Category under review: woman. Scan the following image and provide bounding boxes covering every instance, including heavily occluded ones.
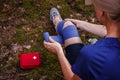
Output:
[44,0,120,80]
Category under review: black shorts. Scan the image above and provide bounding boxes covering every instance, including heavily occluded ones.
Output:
[65,43,84,65]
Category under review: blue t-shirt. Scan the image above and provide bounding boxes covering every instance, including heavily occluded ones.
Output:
[72,38,120,80]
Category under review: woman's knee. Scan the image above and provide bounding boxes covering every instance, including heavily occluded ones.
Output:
[63,21,74,29]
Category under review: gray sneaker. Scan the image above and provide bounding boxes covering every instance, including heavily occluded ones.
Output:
[50,8,61,21]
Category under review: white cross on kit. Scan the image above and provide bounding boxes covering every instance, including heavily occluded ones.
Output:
[33,56,37,60]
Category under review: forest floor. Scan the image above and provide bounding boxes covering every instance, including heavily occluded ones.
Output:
[0,0,99,80]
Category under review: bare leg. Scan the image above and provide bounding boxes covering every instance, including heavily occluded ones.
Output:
[50,8,83,65]
[53,16,82,47]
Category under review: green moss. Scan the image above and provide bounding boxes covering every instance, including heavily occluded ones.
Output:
[0,0,97,79]
[12,28,26,44]
[58,1,71,18]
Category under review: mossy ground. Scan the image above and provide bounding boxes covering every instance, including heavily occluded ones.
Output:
[0,0,99,80]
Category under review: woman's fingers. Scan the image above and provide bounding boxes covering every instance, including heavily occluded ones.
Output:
[44,40,58,54]
[49,37,55,43]
[65,19,79,24]
[44,41,51,49]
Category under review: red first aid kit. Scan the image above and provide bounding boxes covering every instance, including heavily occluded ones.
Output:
[20,52,41,69]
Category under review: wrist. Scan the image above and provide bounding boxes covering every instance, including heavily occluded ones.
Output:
[78,21,87,30]
[57,49,64,57]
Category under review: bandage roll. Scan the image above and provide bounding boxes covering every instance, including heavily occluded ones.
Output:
[43,32,64,44]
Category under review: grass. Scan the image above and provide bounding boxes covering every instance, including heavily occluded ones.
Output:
[0,0,98,80]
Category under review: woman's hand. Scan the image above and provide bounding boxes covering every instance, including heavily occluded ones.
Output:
[65,19,90,30]
[44,37,63,55]
[65,19,107,37]
[65,19,82,29]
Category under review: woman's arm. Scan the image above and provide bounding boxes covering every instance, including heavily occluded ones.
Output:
[57,50,81,80]
[44,37,81,80]
[65,19,107,37]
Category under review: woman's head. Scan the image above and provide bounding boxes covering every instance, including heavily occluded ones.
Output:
[86,0,120,24]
